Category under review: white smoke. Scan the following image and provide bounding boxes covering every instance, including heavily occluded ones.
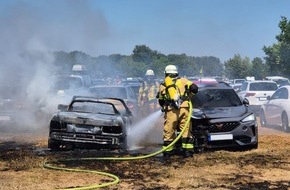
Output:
[0,1,109,133]
[128,110,163,150]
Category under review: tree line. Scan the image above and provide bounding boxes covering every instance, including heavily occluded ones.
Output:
[52,16,290,80]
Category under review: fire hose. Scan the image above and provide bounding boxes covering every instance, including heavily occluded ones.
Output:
[43,101,193,189]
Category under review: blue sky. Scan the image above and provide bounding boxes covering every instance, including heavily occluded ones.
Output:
[1,0,290,62]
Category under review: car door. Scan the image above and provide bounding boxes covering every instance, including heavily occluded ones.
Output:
[274,87,290,126]
[237,82,248,99]
[263,88,285,124]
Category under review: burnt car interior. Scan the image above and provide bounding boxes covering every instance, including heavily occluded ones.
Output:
[71,101,117,115]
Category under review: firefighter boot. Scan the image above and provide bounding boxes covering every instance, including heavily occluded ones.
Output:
[163,151,175,158]
[183,149,194,158]
[162,141,175,158]
[181,138,194,158]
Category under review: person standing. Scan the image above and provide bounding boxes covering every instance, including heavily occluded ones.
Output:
[138,69,159,118]
[157,65,198,158]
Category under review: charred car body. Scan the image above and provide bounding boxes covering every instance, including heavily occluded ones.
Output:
[190,82,258,151]
[48,96,134,151]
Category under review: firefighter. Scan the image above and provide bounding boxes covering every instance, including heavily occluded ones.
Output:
[157,65,198,158]
[138,69,159,118]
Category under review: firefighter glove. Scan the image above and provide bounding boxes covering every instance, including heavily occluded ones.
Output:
[188,83,198,94]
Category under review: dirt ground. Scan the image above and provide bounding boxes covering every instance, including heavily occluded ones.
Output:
[0,118,289,190]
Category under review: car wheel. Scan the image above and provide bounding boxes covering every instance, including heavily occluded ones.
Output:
[281,112,290,132]
[48,139,61,151]
[260,110,267,127]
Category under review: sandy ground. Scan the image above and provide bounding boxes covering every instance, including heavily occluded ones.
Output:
[0,117,289,190]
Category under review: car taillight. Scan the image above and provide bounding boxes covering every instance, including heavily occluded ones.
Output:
[245,92,256,97]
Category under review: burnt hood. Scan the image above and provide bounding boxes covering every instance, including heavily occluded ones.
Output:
[56,112,123,126]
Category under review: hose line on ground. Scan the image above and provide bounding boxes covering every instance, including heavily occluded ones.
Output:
[43,102,193,189]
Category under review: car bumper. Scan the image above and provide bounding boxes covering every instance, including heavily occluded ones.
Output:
[192,116,258,149]
[49,132,124,147]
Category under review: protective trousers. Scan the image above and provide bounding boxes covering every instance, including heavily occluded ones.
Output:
[162,107,194,156]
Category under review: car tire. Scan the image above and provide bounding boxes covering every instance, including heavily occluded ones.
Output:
[281,112,290,132]
[260,110,267,127]
[48,139,61,151]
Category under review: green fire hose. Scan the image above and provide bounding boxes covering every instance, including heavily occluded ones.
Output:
[43,101,193,189]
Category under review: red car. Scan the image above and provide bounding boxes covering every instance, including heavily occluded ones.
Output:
[192,77,218,87]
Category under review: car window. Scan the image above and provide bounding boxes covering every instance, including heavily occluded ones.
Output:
[281,88,289,99]
[90,87,127,99]
[240,82,248,91]
[127,87,136,99]
[54,77,83,90]
[234,79,245,84]
[71,101,115,114]
[192,89,242,108]
[272,88,288,99]
[249,82,278,91]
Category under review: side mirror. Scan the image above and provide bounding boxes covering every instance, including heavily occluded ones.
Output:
[243,98,249,107]
[58,104,68,111]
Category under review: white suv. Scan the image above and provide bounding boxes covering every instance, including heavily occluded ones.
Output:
[238,80,278,115]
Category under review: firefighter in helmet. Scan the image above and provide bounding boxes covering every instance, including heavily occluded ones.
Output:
[138,69,159,118]
[157,65,198,158]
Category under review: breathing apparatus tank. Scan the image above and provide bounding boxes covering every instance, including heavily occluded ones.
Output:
[165,76,180,108]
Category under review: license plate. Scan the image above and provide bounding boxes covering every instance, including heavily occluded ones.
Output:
[0,116,11,121]
[208,134,233,141]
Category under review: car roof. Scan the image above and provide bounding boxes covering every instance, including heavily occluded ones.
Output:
[90,84,130,88]
[245,80,277,83]
[198,82,233,89]
[278,85,290,89]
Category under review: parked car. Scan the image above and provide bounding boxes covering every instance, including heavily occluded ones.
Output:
[229,79,246,93]
[192,77,218,87]
[0,84,33,127]
[0,84,23,125]
[48,96,134,150]
[265,76,290,87]
[237,80,278,115]
[89,85,138,116]
[260,86,290,132]
[120,78,142,99]
[51,75,92,104]
[231,79,246,86]
[190,82,258,151]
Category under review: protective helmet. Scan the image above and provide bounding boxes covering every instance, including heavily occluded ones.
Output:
[145,69,155,76]
[164,65,178,74]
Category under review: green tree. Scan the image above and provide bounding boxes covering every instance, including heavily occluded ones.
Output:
[132,45,157,66]
[263,16,290,78]
[250,57,265,80]
[224,54,250,79]
[122,56,147,77]
[195,56,223,77]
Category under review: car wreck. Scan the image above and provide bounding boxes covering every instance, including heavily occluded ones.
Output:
[48,96,134,151]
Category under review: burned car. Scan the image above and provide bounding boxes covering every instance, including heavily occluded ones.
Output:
[48,96,134,151]
[190,82,258,151]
